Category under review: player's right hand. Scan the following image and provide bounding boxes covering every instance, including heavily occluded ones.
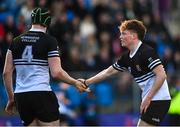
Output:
[75,79,91,92]
[5,100,15,115]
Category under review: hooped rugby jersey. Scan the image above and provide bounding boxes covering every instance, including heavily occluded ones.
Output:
[112,42,171,100]
[9,29,59,93]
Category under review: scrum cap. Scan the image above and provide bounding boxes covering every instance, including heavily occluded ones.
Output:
[31,8,51,27]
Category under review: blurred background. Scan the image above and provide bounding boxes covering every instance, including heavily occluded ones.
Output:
[0,0,180,126]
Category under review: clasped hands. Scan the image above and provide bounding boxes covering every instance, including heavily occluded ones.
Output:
[74,78,90,92]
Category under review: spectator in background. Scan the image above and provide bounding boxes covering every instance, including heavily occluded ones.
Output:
[0,22,14,72]
[95,46,112,71]
[173,51,180,71]
[81,92,98,126]
[64,46,85,71]
[115,72,133,112]
[37,0,49,9]
[80,14,96,39]
[0,24,5,72]
[49,10,73,65]
[16,15,26,33]
[162,47,175,75]
[173,34,180,71]
[173,34,180,52]
[19,0,35,28]
[56,91,77,126]
[168,74,180,126]
[0,33,13,69]
[83,34,99,71]
[134,0,153,19]
[123,0,136,19]
[4,15,19,37]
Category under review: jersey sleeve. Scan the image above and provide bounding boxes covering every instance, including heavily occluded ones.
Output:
[144,49,162,70]
[112,55,127,72]
[47,36,60,58]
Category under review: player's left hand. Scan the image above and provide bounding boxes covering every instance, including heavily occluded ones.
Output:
[140,97,151,114]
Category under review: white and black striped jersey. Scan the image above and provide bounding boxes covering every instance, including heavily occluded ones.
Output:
[112,41,171,100]
[9,29,59,93]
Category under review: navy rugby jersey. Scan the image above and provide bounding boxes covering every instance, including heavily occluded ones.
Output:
[112,41,171,100]
[9,29,59,93]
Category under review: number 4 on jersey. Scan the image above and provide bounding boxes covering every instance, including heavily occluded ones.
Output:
[22,46,33,62]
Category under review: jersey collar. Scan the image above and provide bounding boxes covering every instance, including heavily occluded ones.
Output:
[129,41,142,58]
[29,27,46,33]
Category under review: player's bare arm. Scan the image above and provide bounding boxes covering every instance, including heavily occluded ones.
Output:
[84,66,119,86]
[48,57,88,92]
[3,50,15,115]
[140,65,167,113]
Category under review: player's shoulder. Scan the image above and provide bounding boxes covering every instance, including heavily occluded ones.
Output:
[13,31,29,42]
[119,50,129,59]
[122,50,129,57]
[43,33,57,42]
[140,43,154,53]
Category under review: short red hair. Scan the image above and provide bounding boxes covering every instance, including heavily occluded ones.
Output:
[119,19,147,40]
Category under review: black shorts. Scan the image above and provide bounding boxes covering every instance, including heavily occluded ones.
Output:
[140,100,171,126]
[14,91,60,126]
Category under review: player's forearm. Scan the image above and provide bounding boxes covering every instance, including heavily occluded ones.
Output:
[86,67,113,85]
[3,72,14,100]
[56,70,77,85]
[146,73,167,99]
